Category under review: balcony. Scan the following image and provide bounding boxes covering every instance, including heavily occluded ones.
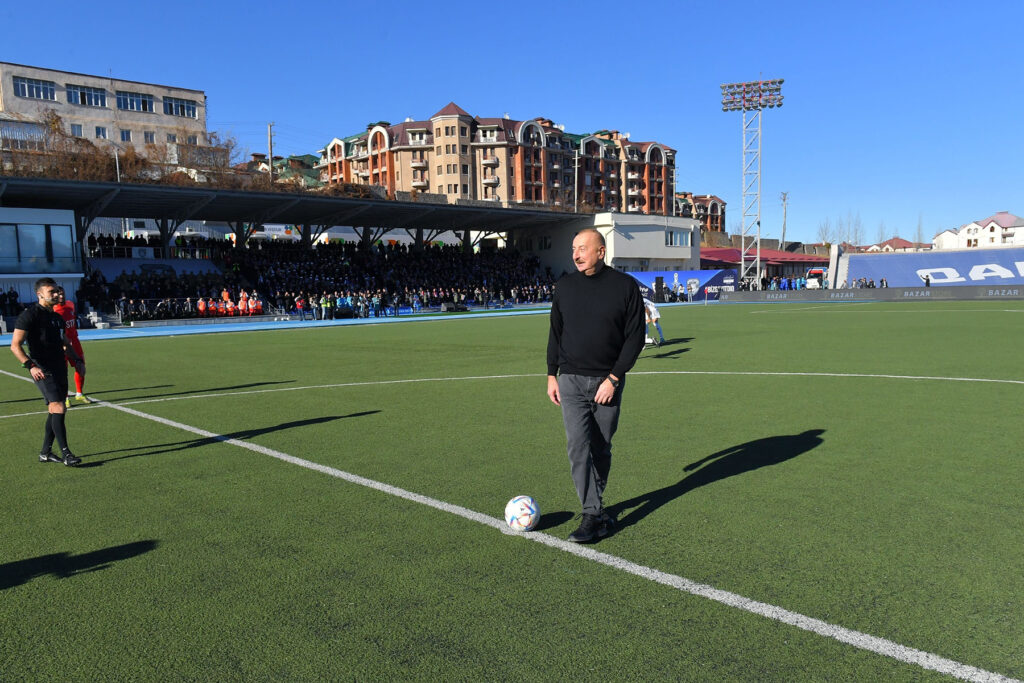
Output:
[411,159,428,169]
[609,171,617,179]
[357,169,369,177]
[481,156,499,167]
[627,187,640,196]
[411,180,429,189]
[627,172,639,180]
[482,176,500,186]
[628,205,641,212]
[610,188,618,194]
[552,181,560,188]
[551,163,560,170]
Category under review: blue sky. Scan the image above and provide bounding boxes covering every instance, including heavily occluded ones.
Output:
[3,0,1020,245]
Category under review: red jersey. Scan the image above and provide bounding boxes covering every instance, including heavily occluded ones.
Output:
[53,300,79,341]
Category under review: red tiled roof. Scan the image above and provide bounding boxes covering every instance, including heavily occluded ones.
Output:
[700,247,829,265]
[430,102,472,118]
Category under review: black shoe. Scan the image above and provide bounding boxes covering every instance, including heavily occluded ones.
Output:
[61,452,82,467]
[39,451,61,463]
[568,513,613,544]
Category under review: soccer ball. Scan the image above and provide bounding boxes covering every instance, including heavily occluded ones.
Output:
[504,495,541,532]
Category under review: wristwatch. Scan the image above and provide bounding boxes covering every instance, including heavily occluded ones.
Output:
[607,375,620,389]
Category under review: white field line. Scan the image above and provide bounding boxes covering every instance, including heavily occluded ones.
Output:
[2,369,1023,422]
[0,369,1018,681]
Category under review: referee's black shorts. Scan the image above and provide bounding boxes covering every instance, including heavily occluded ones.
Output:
[34,367,69,405]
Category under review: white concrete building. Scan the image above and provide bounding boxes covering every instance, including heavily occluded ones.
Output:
[933,212,1024,250]
[512,212,699,277]
[0,61,207,152]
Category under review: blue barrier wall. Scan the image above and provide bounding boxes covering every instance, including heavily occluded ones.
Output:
[846,248,1024,287]
[626,269,737,301]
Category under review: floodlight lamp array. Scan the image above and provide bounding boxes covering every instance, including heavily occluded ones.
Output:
[720,79,785,112]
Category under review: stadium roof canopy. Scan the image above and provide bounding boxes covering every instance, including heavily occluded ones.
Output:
[0,176,578,233]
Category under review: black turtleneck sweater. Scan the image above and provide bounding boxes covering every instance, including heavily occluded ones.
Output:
[547,264,646,380]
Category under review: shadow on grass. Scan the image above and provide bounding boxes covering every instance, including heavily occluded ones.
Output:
[532,510,574,532]
[104,380,298,403]
[0,384,176,406]
[0,540,158,590]
[642,337,693,359]
[607,429,826,531]
[83,411,380,465]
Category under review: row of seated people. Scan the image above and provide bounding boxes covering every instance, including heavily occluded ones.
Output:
[118,294,264,322]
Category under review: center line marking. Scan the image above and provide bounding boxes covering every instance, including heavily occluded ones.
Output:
[0,369,1016,681]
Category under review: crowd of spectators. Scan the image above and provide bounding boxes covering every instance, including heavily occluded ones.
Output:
[87,233,223,260]
[78,239,555,321]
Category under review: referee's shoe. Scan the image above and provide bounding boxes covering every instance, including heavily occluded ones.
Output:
[39,451,62,463]
[61,451,82,467]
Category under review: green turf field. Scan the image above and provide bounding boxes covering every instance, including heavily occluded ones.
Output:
[2,301,1022,681]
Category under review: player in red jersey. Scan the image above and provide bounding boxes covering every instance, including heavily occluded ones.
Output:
[54,287,90,405]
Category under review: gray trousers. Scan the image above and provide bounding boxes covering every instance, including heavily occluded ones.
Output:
[558,373,623,515]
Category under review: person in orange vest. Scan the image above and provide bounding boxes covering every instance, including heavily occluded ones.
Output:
[217,299,226,316]
[237,296,248,316]
[253,297,263,315]
[225,299,236,316]
[197,298,207,316]
[221,288,230,303]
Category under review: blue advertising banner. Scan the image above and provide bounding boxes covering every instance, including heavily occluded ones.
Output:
[846,248,1024,287]
[626,269,738,301]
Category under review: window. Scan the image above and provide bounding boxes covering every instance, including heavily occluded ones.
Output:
[436,146,441,155]
[95,126,107,140]
[437,165,442,175]
[435,127,440,136]
[163,97,198,118]
[665,230,691,247]
[436,186,441,193]
[461,145,467,154]
[67,84,107,107]
[70,124,83,137]
[186,134,198,145]
[462,184,468,195]
[167,133,177,143]
[460,126,467,137]
[144,131,155,144]
[120,129,132,142]
[117,91,155,112]
[461,164,468,175]
[13,76,56,100]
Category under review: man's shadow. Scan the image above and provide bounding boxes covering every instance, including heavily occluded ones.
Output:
[105,380,297,403]
[644,337,693,360]
[0,384,176,406]
[0,540,158,590]
[608,429,826,529]
[82,411,380,464]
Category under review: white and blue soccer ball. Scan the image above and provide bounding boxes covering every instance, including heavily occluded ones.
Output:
[504,495,541,532]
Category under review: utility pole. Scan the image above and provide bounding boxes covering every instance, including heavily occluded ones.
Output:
[779,191,789,252]
[267,122,275,184]
[573,148,580,213]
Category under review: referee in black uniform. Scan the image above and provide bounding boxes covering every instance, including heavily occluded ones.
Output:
[10,277,83,466]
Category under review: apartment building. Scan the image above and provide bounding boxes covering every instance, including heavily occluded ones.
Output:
[675,192,726,232]
[0,62,207,152]
[318,102,676,215]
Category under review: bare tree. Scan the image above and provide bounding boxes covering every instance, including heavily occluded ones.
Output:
[876,221,886,245]
[851,211,864,247]
[816,217,834,245]
[915,213,925,246]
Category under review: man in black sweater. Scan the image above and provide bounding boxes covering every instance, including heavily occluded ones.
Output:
[547,229,645,542]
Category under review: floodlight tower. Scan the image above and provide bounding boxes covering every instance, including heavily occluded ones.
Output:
[721,79,784,288]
